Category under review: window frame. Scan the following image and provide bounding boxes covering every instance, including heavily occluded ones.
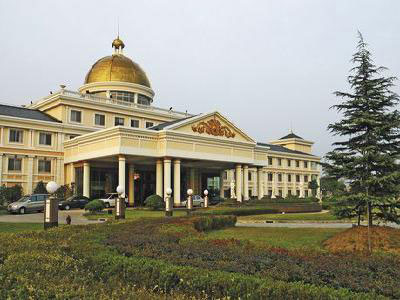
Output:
[9,129,23,144]
[145,121,154,128]
[114,117,125,126]
[38,132,52,146]
[94,113,105,127]
[70,109,82,124]
[38,159,51,173]
[8,157,22,172]
[130,119,140,128]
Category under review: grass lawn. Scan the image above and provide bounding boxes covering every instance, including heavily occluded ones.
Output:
[0,222,43,233]
[237,211,344,222]
[0,209,8,216]
[85,208,187,220]
[205,226,344,250]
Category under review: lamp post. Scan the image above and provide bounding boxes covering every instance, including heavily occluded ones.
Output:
[187,189,193,215]
[115,185,126,220]
[165,188,173,217]
[204,189,209,208]
[44,181,60,230]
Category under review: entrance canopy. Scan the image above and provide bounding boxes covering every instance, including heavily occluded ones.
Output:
[64,111,269,167]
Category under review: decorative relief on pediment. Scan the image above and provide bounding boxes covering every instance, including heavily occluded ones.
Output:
[191,118,236,138]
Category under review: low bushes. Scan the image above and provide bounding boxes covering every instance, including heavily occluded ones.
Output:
[0,216,397,299]
[84,199,105,213]
[144,194,164,210]
[194,207,279,216]
[192,215,237,231]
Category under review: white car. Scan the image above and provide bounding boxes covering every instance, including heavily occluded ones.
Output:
[181,195,205,207]
[97,193,128,208]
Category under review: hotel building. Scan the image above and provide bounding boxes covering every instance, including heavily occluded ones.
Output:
[0,37,321,205]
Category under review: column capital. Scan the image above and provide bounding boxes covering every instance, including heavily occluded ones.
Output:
[163,157,172,163]
[173,158,181,163]
[118,155,126,161]
[243,165,249,170]
[235,164,242,168]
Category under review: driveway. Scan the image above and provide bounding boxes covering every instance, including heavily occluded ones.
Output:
[0,209,100,225]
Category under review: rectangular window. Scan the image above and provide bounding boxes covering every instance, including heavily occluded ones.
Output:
[224,171,228,180]
[131,119,140,128]
[278,174,282,182]
[95,114,105,126]
[268,157,273,166]
[288,174,292,182]
[38,160,51,173]
[296,160,300,168]
[268,189,273,196]
[248,172,252,181]
[296,175,300,182]
[39,132,52,146]
[279,190,282,197]
[115,117,124,126]
[278,158,282,166]
[8,158,22,171]
[288,190,292,196]
[146,121,154,128]
[287,159,291,167]
[305,190,309,197]
[69,134,80,139]
[296,189,300,196]
[304,161,308,168]
[304,175,308,182]
[9,129,23,143]
[70,110,82,123]
[268,173,273,181]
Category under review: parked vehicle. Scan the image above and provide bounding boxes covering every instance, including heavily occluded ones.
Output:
[181,195,205,207]
[58,195,90,210]
[7,194,49,214]
[96,193,128,208]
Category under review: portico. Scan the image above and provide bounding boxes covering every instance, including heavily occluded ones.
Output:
[63,112,269,204]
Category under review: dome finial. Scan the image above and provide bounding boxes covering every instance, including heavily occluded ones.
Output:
[112,20,125,54]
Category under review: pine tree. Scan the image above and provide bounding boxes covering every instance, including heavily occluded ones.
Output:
[325,32,400,227]
[33,181,47,194]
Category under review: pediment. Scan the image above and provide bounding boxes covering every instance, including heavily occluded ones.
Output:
[164,111,255,143]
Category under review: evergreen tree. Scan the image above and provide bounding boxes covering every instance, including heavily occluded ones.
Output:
[325,32,400,226]
[33,181,47,194]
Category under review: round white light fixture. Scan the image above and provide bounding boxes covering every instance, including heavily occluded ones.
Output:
[187,189,193,196]
[46,181,59,194]
[166,188,172,196]
[204,189,208,196]
[116,185,125,195]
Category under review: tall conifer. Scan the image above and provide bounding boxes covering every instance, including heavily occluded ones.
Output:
[325,32,400,227]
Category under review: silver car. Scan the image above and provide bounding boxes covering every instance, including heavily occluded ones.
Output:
[7,194,49,214]
[181,195,205,207]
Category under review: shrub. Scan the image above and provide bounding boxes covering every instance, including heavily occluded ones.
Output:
[85,199,105,213]
[0,184,23,205]
[192,215,237,231]
[33,181,47,194]
[144,194,164,210]
[194,207,279,216]
[54,184,73,200]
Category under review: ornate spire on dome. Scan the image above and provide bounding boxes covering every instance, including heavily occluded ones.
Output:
[112,36,125,54]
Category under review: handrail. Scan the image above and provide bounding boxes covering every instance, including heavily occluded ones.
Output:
[31,89,191,118]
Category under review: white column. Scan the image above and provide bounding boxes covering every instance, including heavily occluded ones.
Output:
[257,167,264,200]
[128,164,135,206]
[271,172,276,199]
[118,156,126,195]
[219,170,225,198]
[0,126,3,146]
[27,156,34,194]
[243,165,249,200]
[263,170,268,196]
[163,158,171,199]
[235,164,242,202]
[134,93,139,104]
[300,174,305,197]
[0,154,3,185]
[283,173,288,198]
[156,159,163,197]
[70,163,75,184]
[317,175,321,200]
[173,159,181,205]
[83,161,90,198]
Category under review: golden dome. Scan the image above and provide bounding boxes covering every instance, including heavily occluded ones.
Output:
[84,38,151,87]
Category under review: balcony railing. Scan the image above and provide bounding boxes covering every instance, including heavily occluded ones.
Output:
[31,89,191,118]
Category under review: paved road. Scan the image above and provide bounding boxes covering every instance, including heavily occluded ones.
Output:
[236,221,400,229]
[0,209,100,225]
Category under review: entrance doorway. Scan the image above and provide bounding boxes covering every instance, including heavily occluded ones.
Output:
[133,170,156,206]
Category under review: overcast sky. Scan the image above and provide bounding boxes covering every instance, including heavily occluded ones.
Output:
[1,0,399,156]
